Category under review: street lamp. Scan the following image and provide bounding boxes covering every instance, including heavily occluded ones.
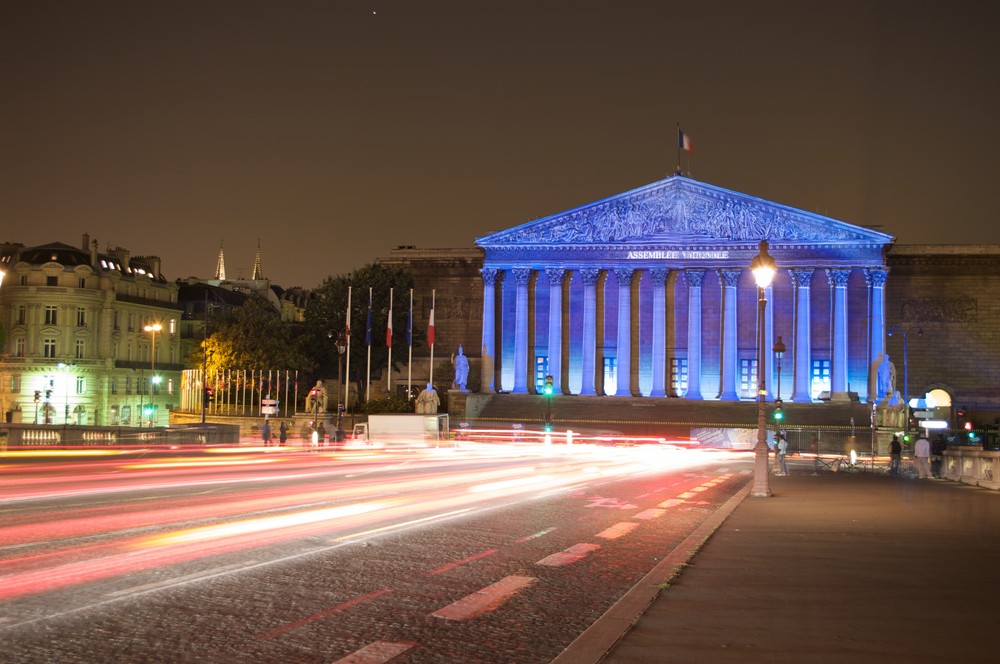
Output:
[887,325,922,421]
[773,336,786,402]
[329,328,348,438]
[750,241,777,497]
[144,322,162,426]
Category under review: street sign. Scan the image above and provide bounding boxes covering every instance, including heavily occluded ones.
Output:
[262,398,278,406]
[913,410,936,419]
[261,406,278,415]
[919,420,949,429]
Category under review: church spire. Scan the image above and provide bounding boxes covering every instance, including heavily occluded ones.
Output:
[215,240,226,280]
[251,238,263,281]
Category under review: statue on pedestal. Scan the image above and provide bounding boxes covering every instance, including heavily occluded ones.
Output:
[415,383,440,414]
[452,345,470,391]
[305,381,328,413]
[877,354,897,403]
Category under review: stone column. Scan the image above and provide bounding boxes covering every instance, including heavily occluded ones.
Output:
[719,269,741,401]
[791,268,814,403]
[684,269,705,400]
[827,268,851,396]
[865,268,888,403]
[545,267,565,394]
[512,267,532,394]
[480,268,498,393]
[613,268,634,396]
[648,267,669,398]
[579,268,601,396]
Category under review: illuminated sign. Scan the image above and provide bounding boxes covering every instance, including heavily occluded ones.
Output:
[626,250,730,260]
[919,420,949,429]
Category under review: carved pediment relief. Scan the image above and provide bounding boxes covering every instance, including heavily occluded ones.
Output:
[478,177,893,247]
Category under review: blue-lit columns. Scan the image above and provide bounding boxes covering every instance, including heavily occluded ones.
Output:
[827,269,850,394]
[480,268,498,393]
[512,267,532,394]
[545,268,565,395]
[865,268,887,403]
[613,268,634,396]
[719,269,741,401]
[790,268,814,402]
[685,269,705,400]
[648,267,669,398]
[579,268,601,396]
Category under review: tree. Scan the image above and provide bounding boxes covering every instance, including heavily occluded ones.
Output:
[304,263,419,396]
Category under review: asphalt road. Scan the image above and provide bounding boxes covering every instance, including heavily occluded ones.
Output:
[1,443,751,663]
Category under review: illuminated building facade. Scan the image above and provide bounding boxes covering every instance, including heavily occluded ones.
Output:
[476,175,895,402]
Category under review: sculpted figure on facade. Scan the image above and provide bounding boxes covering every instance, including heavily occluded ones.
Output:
[452,345,470,391]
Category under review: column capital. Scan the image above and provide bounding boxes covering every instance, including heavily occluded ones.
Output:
[825,268,851,288]
[864,267,888,288]
[790,268,814,288]
[481,267,499,286]
[684,268,706,288]
[647,266,669,284]
[719,268,741,288]
[512,267,533,286]
[613,267,635,284]
[544,267,566,284]
[579,267,601,286]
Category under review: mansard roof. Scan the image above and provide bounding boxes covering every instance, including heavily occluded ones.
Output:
[477,175,894,254]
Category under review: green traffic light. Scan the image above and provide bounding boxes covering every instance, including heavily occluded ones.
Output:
[544,385,553,395]
[544,423,553,432]
[773,410,784,421]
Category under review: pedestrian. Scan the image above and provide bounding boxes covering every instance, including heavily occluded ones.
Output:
[317,422,327,446]
[776,433,789,476]
[278,421,288,446]
[931,435,947,478]
[888,435,902,476]
[261,420,272,446]
[914,433,932,479]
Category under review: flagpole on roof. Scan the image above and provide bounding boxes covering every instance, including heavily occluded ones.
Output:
[676,122,681,175]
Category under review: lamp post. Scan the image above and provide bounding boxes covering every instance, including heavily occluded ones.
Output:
[144,322,162,426]
[887,325,922,416]
[751,241,777,497]
[329,328,347,438]
[773,336,786,402]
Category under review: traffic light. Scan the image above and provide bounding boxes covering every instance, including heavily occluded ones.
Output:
[543,375,554,396]
[34,390,41,402]
[544,422,553,433]
[772,400,784,422]
[203,387,215,406]
[965,420,976,440]
[44,389,52,400]
[143,405,153,418]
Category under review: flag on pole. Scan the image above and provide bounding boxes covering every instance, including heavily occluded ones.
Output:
[386,289,393,348]
[365,291,372,347]
[406,290,413,347]
[678,128,693,152]
[427,295,435,347]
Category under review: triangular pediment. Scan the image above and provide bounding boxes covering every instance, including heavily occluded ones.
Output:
[477,176,893,247]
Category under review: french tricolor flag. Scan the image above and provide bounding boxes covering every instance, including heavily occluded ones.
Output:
[678,129,693,153]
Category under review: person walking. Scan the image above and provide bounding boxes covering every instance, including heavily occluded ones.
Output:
[914,433,932,479]
[278,421,288,446]
[889,435,902,476]
[776,433,789,476]
[931,435,947,478]
[261,420,272,446]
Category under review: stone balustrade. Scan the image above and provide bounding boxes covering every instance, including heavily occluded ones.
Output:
[943,446,1000,490]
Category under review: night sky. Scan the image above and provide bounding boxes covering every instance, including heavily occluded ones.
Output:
[4,1,998,289]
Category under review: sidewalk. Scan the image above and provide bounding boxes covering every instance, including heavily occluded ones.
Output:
[558,462,1000,663]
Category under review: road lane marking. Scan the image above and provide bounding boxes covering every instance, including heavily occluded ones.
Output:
[536,543,601,567]
[105,563,247,597]
[257,588,393,640]
[431,575,537,620]
[428,549,498,576]
[585,497,638,509]
[657,498,685,508]
[677,491,696,498]
[631,508,666,520]
[595,522,638,540]
[514,527,557,543]
[332,640,419,663]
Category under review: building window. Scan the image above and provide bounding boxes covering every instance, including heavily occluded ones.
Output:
[125,376,132,395]
[43,338,56,358]
[169,318,176,335]
[16,305,25,325]
[47,275,58,286]
[78,277,86,288]
[15,337,25,357]
[740,359,758,400]
[110,377,117,394]
[603,357,616,391]
[76,376,85,395]
[77,308,86,327]
[75,339,86,359]
[671,358,689,395]
[44,305,58,325]
[127,313,134,332]
[20,275,27,286]
[535,356,549,392]
[10,374,21,393]
[811,359,831,400]
[113,311,120,331]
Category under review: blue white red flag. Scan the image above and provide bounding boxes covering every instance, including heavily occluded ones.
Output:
[678,128,693,152]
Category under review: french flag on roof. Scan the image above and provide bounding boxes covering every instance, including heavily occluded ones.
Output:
[678,128,693,152]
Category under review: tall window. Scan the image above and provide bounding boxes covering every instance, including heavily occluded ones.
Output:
[75,339,86,359]
[46,275,58,286]
[113,311,120,330]
[44,306,57,325]
[811,359,831,399]
[10,374,21,393]
[739,359,758,400]
[43,338,56,358]
[670,358,689,396]
[76,376,85,394]
[127,313,134,332]
[15,337,25,357]
[16,305,25,324]
[125,376,132,395]
[110,377,117,394]
[77,308,86,327]
[535,356,549,392]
